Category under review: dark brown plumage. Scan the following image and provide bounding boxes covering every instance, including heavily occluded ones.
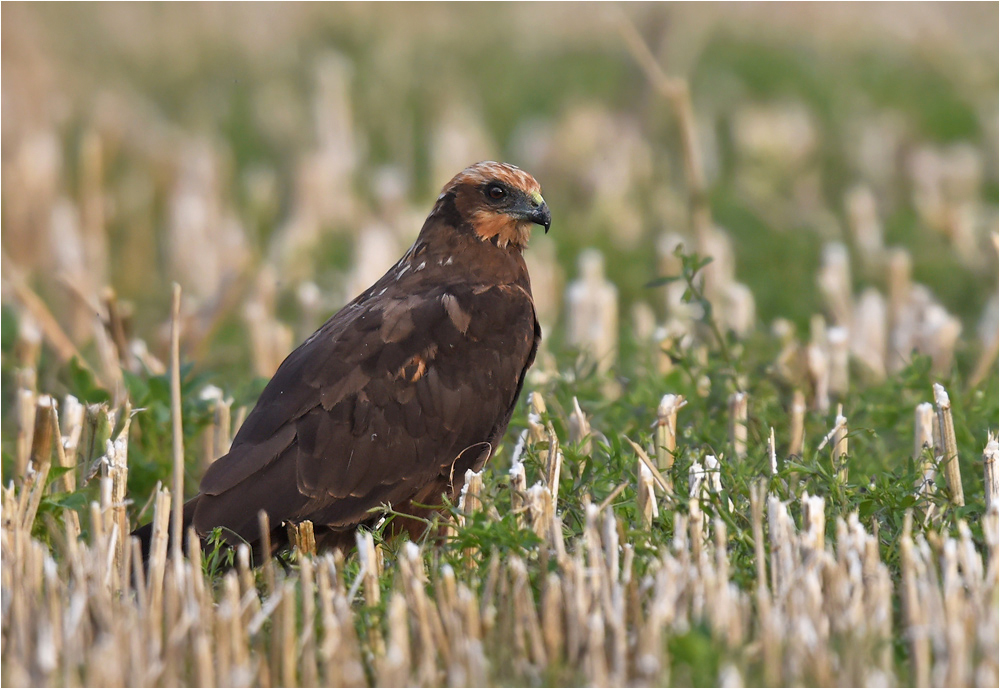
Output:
[135,161,550,559]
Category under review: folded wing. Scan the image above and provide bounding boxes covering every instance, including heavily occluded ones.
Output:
[193,277,538,544]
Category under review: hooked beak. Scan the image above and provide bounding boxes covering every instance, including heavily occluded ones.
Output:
[528,202,551,233]
[521,192,551,233]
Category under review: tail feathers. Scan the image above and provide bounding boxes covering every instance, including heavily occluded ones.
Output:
[131,494,202,562]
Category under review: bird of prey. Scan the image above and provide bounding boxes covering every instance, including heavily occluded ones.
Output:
[137,161,550,558]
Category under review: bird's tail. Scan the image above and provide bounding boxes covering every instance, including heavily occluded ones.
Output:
[132,494,202,563]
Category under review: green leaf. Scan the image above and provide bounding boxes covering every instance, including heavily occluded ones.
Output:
[65,358,111,404]
[644,275,682,288]
[41,491,89,511]
[46,466,74,482]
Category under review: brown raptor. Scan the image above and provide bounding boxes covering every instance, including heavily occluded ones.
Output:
[135,161,550,559]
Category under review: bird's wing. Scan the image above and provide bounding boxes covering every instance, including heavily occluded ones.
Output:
[193,278,538,542]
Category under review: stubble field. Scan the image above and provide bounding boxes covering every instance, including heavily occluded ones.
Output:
[2,4,998,686]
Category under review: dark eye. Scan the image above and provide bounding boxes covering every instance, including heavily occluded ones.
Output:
[487,184,506,200]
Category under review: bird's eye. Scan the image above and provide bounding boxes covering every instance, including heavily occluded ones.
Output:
[487,185,506,200]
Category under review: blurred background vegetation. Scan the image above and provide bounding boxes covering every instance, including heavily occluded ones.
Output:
[2,2,997,499]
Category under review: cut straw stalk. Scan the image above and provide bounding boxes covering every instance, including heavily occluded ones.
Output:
[984,433,999,512]
[767,427,778,475]
[527,391,547,445]
[509,447,527,528]
[728,391,747,460]
[833,405,849,481]
[458,468,485,563]
[459,469,484,518]
[913,403,935,476]
[527,483,554,541]
[828,326,849,396]
[654,394,685,482]
[380,592,411,685]
[816,405,848,482]
[102,409,131,583]
[807,341,831,413]
[290,520,317,558]
[900,512,931,686]
[258,510,275,593]
[749,482,771,666]
[200,388,233,469]
[801,492,825,556]
[47,400,81,535]
[564,250,618,375]
[970,294,998,388]
[637,460,657,528]
[58,395,84,492]
[15,388,36,485]
[146,487,171,610]
[789,389,806,456]
[169,283,185,560]
[817,243,853,330]
[79,404,113,485]
[914,402,937,508]
[355,530,381,607]
[568,396,592,454]
[625,437,672,497]
[933,384,964,506]
[852,288,887,381]
[21,396,56,531]
[545,425,563,506]
[14,312,42,372]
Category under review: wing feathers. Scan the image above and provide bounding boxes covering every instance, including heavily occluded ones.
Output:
[200,423,296,495]
[194,443,309,542]
[195,244,540,543]
[320,367,369,411]
[441,292,471,334]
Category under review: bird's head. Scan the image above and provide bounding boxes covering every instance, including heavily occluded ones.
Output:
[433,161,550,250]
